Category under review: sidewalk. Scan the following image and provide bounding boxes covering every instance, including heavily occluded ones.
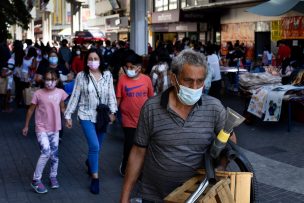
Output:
[0,107,125,203]
[0,93,304,202]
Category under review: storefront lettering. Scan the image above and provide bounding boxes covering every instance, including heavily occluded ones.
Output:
[158,13,172,22]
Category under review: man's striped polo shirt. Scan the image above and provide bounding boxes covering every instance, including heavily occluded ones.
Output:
[134,87,226,202]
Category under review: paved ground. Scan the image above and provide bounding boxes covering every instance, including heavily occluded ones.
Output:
[0,93,303,203]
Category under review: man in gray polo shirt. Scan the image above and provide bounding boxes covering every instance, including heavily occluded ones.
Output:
[120,49,235,203]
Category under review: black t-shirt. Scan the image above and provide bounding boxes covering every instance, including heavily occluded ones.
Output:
[36,60,69,77]
[36,60,69,89]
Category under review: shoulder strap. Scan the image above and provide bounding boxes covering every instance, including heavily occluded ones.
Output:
[89,74,101,104]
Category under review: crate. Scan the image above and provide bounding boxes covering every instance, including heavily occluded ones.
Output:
[164,170,253,203]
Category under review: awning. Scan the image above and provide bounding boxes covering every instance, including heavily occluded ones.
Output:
[247,0,304,16]
[182,0,264,11]
[58,27,71,36]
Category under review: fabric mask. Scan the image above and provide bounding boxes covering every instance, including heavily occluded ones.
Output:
[45,80,56,90]
[126,69,137,78]
[175,75,203,106]
[49,57,58,65]
[158,64,166,72]
[76,50,81,55]
[87,61,100,70]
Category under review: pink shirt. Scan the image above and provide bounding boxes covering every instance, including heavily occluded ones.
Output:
[32,88,68,133]
[116,74,154,128]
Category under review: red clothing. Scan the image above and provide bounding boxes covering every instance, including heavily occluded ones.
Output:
[277,45,291,65]
[71,57,84,74]
[116,74,154,128]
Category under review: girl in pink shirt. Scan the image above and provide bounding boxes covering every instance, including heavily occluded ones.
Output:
[22,69,68,194]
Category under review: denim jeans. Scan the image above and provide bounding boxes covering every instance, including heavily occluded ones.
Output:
[79,119,105,174]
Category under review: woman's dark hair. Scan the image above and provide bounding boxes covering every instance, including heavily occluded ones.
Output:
[27,47,37,58]
[13,40,24,67]
[48,49,59,57]
[157,49,171,65]
[84,48,105,82]
[206,45,215,55]
[43,68,58,81]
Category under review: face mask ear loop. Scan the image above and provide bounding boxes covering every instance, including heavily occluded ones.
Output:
[174,74,181,93]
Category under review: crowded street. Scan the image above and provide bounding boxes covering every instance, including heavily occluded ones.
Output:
[0,94,304,202]
[1,0,304,202]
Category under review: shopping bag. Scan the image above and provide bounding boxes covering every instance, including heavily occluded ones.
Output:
[0,77,8,94]
[23,87,39,105]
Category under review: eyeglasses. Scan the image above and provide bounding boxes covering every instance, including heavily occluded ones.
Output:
[45,79,56,82]
[124,65,140,70]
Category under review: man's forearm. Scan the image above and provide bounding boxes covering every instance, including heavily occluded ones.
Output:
[120,145,146,203]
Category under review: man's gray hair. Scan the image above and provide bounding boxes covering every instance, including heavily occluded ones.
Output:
[171,49,208,79]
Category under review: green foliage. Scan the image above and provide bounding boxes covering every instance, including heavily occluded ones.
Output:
[0,0,32,42]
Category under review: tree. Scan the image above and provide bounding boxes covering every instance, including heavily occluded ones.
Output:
[0,0,32,42]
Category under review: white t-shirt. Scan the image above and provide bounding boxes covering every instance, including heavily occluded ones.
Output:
[207,54,221,82]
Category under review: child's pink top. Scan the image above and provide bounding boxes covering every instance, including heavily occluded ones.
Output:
[32,88,68,133]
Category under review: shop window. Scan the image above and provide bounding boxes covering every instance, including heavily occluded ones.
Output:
[154,0,177,11]
[181,0,209,8]
[169,0,177,10]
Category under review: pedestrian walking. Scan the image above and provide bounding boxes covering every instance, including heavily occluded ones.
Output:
[116,51,154,176]
[64,48,117,194]
[120,49,236,202]
[22,69,68,194]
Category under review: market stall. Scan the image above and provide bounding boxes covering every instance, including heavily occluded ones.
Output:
[238,68,304,131]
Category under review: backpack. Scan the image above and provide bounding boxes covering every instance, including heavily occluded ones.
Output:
[103,47,113,68]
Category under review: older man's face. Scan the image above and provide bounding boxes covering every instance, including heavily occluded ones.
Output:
[176,64,205,89]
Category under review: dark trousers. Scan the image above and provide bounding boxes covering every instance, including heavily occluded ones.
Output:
[209,79,222,101]
[121,127,136,174]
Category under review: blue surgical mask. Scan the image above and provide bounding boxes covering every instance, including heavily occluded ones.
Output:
[126,69,137,78]
[175,75,203,106]
[49,56,58,65]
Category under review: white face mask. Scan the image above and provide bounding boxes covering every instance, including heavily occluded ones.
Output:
[126,69,137,78]
[158,64,166,72]
[76,50,81,55]
[45,80,56,90]
[175,75,203,106]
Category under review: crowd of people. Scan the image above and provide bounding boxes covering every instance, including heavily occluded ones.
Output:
[0,37,235,201]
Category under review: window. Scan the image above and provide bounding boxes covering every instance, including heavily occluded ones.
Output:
[169,0,177,10]
[181,0,208,8]
[154,0,177,11]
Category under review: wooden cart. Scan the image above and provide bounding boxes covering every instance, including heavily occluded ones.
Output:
[164,170,253,203]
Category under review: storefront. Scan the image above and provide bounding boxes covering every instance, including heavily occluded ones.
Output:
[151,9,206,47]
[105,14,129,42]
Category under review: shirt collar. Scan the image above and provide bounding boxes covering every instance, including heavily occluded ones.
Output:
[160,86,202,108]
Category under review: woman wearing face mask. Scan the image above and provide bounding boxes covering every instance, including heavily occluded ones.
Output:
[35,50,70,87]
[116,51,154,176]
[22,69,68,194]
[20,47,37,99]
[64,48,117,194]
[71,46,84,74]
[150,49,172,95]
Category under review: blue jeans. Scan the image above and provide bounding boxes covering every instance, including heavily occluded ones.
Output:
[79,119,105,174]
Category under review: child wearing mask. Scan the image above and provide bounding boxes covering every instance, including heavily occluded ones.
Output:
[22,69,68,194]
[116,51,154,176]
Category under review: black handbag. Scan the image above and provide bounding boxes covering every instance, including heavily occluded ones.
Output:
[89,75,110,133]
